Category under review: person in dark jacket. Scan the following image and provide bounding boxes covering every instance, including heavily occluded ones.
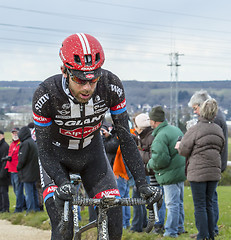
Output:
[27,122,44,212]
[101,123,119,168]
[17,126,40,212]
[0,130,10,212]
[188,89,228,236]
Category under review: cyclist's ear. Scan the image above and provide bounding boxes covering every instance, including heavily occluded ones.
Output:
[61,65,67,78]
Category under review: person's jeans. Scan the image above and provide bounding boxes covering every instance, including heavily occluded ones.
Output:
[163,181,185,237]
[131,185,147,232]
[212,190,219,235]
[155,186,166,227]
[116,176,131,228]
[24,182,39,212]
[190,181,218,240]
[11,173,26,212]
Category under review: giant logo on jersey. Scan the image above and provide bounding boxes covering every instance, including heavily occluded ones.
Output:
[60,122,101,139]
[54,113,105,126]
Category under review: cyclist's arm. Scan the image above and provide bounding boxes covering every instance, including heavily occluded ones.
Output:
[112,111,147,188]
[106,72,147,188]
[32,85,69,187]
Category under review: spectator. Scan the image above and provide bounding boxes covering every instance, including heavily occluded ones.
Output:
[102,123,133,229]
[188,90,228,236]
[176,99,224,240]
[133,113,166,234]
[27,122,37,142]
[101,123,119,168]
[147,106,186,238]
[0,130,10,212]
[113,141,131,230]
[5,128,26,213]
[27,122,44,212]
[129,113,150,232]
[17,126,40,212]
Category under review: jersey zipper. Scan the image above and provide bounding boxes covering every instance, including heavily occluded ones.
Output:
[79,103,85,149]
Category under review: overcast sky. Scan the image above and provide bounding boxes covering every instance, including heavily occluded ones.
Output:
[1,0,231,82]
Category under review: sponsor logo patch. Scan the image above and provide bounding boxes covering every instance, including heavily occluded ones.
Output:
[110,99,126,111]
[35,93,49,111]
[94,189,120,199]
[60,122,101,139]
[111,84,123,97]
[43,185,58,200]
[33,112,52,126]
[85,74,95,79]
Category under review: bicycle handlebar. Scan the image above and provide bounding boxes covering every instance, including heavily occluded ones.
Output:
[72,196,147,207]
[63,196,147,224]
[62,195,160,240]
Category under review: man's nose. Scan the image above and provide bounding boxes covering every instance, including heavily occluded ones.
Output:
[82,82,91,90]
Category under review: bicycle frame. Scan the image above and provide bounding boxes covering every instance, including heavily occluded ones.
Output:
[64,195,147,240]
[63,174,160,240]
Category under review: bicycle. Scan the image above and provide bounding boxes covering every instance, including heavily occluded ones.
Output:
[63,174,161,240]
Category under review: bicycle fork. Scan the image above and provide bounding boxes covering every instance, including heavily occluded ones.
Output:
[73,204,79,234]
[97,207,109,240]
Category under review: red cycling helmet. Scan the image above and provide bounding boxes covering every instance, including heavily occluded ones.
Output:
[59,33,105,80]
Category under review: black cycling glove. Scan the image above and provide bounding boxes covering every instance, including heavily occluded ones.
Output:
[53,181,76,208]
[138,184,162,210]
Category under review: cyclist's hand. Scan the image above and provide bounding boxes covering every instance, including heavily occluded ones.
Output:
[54,181,76,208]
[138,184,162,209]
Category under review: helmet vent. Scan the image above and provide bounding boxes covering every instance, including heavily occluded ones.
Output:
[66,62,74,68]
[84,55,92,66]
[74,55,82,65]
[95,53,100,63]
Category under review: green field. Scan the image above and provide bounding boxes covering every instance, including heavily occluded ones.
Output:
[0,186,231,239]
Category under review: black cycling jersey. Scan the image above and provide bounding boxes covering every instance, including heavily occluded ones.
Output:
[32,69,146,188]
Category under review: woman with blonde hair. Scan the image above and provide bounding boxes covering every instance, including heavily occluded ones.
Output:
[175,98,224,240]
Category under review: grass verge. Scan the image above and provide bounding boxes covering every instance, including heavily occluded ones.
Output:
[0,186,231,239]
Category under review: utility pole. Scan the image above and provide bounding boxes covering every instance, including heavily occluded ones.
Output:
[167,54,174,125]
[167,52,184,127]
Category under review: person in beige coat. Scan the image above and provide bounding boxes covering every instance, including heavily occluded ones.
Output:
[175,99,224,240]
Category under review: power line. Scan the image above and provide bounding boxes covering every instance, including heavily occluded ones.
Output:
[2,22,231,56]
[1,5,231,36]
[80,0,231,23]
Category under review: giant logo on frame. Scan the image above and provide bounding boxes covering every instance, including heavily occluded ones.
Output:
[59,122,102,139]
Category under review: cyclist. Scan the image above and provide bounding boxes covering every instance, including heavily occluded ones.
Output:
[32,33,161,240]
